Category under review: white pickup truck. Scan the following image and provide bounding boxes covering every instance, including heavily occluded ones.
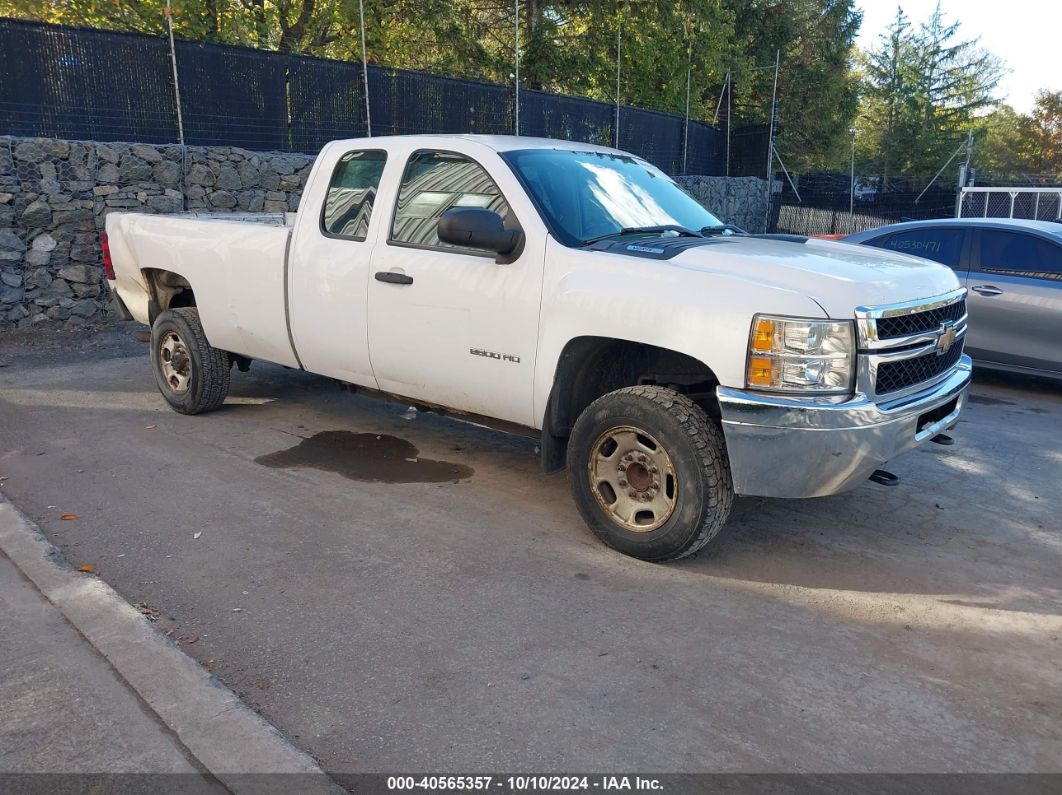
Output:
[105,134,971,561]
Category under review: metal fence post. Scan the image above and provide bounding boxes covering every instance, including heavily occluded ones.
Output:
[514,0,520,136]
[763,50,779,233]
[359,0,372,136]
[164,0,184,146]
[682,61,691,175]
[614,20,622,149]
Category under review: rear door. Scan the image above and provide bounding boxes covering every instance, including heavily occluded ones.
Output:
[287,147,388,386]
[965,229,1062,374]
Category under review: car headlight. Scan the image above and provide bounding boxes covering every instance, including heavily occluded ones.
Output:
[746,314,855,393]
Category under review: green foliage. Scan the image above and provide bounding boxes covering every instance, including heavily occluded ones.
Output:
[1021,90,1062,180]
[975,92,1062,182]
[0,0,860,168]
[855,3,1004,183]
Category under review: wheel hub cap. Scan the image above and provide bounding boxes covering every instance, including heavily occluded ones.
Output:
[159,331,192,395]
[589,426,677,532]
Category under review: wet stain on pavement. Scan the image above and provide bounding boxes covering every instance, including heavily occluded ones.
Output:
[256,430,473,483]
[968,394,1016,406]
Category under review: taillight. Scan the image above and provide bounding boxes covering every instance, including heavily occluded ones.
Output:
[101,231,115,280]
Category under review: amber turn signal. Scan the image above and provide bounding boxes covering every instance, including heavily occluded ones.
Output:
[751,318,774,351]
[747,356,776,386]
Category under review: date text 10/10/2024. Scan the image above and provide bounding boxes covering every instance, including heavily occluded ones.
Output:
[386,776,664,792]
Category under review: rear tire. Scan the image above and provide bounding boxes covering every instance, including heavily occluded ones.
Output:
[150,307,230,415]
[567,385,733,561]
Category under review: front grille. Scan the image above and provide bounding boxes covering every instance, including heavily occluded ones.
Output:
[876,342,964,395]
[876,299,966,340]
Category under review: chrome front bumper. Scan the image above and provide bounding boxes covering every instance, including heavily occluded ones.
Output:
[717,355,972,498]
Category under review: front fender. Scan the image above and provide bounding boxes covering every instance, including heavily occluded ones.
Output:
[533,239,827,427]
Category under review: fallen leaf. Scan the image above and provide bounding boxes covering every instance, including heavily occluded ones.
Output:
[193,531,202,539]
[134,603,161,620]
[61,514,78,521]
[77,564,96,573]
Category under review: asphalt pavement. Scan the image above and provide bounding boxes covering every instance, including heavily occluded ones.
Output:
[0,325,1059,775]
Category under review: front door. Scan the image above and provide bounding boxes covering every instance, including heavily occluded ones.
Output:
[367,149,543,427]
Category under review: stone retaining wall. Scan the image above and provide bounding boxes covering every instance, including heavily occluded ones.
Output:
[0,136,313,330]
[675,175,772,233]
[1,135,772,332]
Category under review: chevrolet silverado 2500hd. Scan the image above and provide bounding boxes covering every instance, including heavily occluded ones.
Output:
[105,135,971,561]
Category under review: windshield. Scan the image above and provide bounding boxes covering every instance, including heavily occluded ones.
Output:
[501,149,722,247]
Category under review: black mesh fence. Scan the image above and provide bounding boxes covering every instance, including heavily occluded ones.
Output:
[619,106,685,177]
[521,88,613,147]
[685,121,725,177]
[288,54,369,153]
[727,124,769,179]
[0,18,178,143]
[174,39,289,151]
[0,17,728,177]
[368,66,513,137]
[773,173,959,236]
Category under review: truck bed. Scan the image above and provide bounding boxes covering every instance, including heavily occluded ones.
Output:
[106,212,299,368]
[157,211,296,227]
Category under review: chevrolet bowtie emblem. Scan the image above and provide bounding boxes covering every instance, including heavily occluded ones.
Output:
[935,322,957,355]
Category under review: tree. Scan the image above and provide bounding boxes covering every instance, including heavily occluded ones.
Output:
[856,2,1004,185]
[1020,90,1062,180]
[973,105,1029,182]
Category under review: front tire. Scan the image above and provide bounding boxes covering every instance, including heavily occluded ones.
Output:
[150,307,230,415]
[567,385,733,561]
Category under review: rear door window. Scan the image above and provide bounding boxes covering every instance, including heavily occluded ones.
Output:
[872,228,966,268]
[321,150,387,240]
[978,231,1062,281]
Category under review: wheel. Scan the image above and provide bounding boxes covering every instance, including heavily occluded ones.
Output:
[149,307,230,415]
[567,385,733,561]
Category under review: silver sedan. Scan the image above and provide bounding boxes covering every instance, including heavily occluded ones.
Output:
[844,218,1062,380]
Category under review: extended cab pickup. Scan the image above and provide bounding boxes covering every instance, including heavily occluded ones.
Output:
[105,135,971,561]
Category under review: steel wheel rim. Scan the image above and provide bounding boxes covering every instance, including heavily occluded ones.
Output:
[159,330,192,395]
[588,425,677,532]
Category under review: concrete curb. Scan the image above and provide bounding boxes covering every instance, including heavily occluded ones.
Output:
[0,494,344,793]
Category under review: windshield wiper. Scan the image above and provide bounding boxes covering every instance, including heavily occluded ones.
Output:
[579,225,702,247]
[700,224,747,236]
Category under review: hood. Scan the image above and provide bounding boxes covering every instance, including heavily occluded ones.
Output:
[659,236,961,317]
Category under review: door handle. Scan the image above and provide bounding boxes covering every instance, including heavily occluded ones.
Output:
[375,271,414,285]
[971,284,1003,296]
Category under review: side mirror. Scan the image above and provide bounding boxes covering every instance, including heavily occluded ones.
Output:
[438,207,523,257]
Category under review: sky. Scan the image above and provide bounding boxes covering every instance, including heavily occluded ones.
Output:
[855,0,1060,113]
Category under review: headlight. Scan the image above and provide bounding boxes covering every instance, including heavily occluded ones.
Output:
[746,314,855,393]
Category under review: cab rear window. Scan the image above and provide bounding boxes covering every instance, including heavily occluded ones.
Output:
[322,150,387,240]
